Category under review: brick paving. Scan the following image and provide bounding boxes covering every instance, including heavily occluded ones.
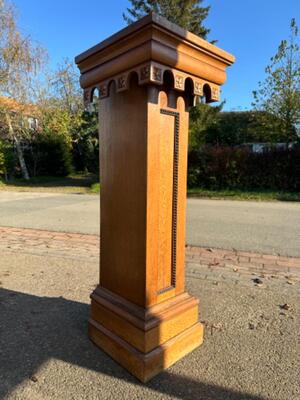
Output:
[0,226,99,262]
[0,226,299,279]
[185,245,300,280]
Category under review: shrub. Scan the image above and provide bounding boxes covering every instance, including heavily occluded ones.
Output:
[0,139,15,180]
[72,134,99,174]
[188,146,300,191]
[72,110,99,174]
[0,143,5,178]
[25,133,73,177]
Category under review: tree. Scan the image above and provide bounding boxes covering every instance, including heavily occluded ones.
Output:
[0,138,14,180]
[39,59,83,141]
[252,19,300,142]
[49,58,83,115]
[38,59,99,174]
[203,110,297,146]
[189,102,223,149]
[0,0,46,179]
[123,0,211,39]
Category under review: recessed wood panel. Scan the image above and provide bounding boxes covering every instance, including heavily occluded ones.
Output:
[157,109,179,294]
[157,111,174,292]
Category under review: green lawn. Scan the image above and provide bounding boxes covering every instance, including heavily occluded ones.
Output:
[187,188,300,202]
[0,174,99,194]
[90,182,100,193]
[88,183,300,201]
[1,176,299,201]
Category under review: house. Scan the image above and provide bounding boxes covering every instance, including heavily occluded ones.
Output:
[241,142,297,153]
[0,96,40,180]
[0,96,39,137]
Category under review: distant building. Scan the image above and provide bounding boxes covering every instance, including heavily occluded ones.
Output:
[0,96,39,136]
[241,142,297,153]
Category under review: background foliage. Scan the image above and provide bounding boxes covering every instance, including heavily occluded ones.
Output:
[0,0,299,197]
[124,0,211,38]
[252,19,300,141]
[188,146,300,191]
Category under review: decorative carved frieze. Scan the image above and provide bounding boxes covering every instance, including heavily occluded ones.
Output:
[211,86,220,101]
[175,75,184,90]
[99,84,108,98]
[151,66,162,83]
[117,75,127,90]
[194,81,203,96]
[83,89,91,106]
[140,65,151,81]
[86,63,221,104]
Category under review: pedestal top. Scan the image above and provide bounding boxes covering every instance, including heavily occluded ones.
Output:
[75,13,235,104]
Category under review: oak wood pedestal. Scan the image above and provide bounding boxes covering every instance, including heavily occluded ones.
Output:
[76,13,234,382]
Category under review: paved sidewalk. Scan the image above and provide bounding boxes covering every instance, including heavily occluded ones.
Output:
[0,226,99,262]
[186,246,300,281]
[0,226,299,281]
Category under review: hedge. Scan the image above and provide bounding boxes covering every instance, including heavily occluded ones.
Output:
[0,139,15,179]
[24,133,73,177]
[188,146,300,191]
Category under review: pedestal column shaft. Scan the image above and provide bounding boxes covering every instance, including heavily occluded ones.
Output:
[99,78,189,308]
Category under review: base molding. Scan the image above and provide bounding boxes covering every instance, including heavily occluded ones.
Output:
[89,287,204,381]
[89,318,204,382]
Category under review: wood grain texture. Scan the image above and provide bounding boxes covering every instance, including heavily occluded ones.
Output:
[157,110,175,292]
[92,81,202,380]
[99,77,147,307]
[76,13,234,90]
[91,288,200,353]
[74,12,236,382]
[89,318,204,383]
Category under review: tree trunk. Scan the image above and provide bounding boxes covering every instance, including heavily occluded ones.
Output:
[14,135,30,180]
[5,112,30,180]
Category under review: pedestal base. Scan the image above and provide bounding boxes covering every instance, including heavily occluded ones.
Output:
[88,287,204,382]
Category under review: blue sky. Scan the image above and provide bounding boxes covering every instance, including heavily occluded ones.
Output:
[14,0,300,111]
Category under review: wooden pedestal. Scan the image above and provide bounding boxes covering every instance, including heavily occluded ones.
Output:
[90,80,203,382]
[76,12,234,382]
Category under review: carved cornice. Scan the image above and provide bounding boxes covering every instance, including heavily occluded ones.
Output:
[76,13,234,104]
[83,61,221,106]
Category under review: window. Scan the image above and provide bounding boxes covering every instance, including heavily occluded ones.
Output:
[27,117,38,130]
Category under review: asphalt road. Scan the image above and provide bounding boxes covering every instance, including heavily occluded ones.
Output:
[0,191,299,256]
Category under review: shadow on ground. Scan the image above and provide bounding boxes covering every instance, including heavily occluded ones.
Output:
[0,288,264,400]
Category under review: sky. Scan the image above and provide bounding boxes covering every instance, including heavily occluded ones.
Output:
[13,0,300,111]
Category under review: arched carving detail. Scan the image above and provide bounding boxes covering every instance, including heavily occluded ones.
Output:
[127,70,140,89]
[91,87,100,101]
[107,79,116,97]
[163,69,175,89]
[184,77,195,108]
[83,62,221,104]
[203,83,212,103]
